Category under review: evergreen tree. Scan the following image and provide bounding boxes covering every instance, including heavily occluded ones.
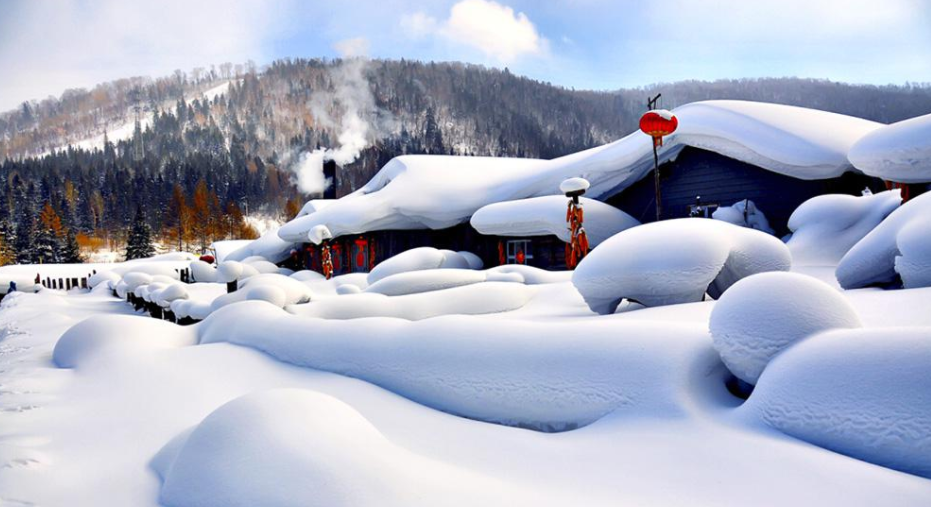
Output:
[33,226,60,264]
[125,206,155,260]
[14,216,35,264]
[59,228,83,263]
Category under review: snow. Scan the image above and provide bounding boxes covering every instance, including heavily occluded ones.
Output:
[711,199,774,235]
[189,259,217,282]
[278,101,880,243]
[209,240,253,263]
[848,112,931,183]
[365,269,488,296]
[558,177,590,194]
[225,228,294,264]
[743,327,931,479]
[471,196,639,246]
[2,256,931,505]
[308,224,332,245]
[836,190,931,289]
[709,272,862,384]
[894,216,931,288]
[572,218,791,312]
[367,247,479,285]
[210,273,312,312]
[786,190,901,266]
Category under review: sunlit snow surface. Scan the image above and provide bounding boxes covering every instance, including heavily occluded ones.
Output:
[1,249,930,505]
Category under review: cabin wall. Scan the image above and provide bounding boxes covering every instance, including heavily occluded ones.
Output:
[607,147,884,235]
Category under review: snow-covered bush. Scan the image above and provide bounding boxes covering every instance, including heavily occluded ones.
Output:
[743,327,931,479]
[710,272,861,384]
[572,219,791,313]
[712,199,774,235]
[836,191,931,289]
[786,191,900,266]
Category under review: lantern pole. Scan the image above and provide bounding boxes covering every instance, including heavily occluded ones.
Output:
[647,93,663,222]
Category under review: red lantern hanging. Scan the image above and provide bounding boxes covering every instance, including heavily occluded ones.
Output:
[639,109,678,147]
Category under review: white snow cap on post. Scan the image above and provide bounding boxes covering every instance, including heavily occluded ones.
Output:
[308,225,333,245]
[559,177,590,194]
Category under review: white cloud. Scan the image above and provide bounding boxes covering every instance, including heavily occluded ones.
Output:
[401,0,548,63]
[333,37,371,58]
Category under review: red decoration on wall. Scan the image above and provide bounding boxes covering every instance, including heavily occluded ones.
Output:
[497,241,506,266]
[565,199,589,269]
[639,110,678,147]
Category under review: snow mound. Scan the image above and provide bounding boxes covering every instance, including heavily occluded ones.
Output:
[786,191,901,266]
[365,269,488,296]
[200,302,716,430]
[289,270,326,282]
[308,224,332,245]
[456,250,483,270]
[712,199,774,235]
[336,284,362,295]
[848,112,931,184]
[289,282,532,321]
[572,219,791,313]
[87,270,121,289]
[710,272,862,384]
[210,274,312,313]
[189,260,217,283]
[485,264,573,284]
[122,272,153,291]
[367,247,478,285]
[53,315,195,368]
[836,191,931,289]
[744,327,931,479]
[156,388,513,507]
[894,216,931,288]
[471,196,639,246]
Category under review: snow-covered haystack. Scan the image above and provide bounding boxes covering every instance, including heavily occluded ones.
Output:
[210,274,312,313]
[53,315,195,368]
[711,199,774,235]
[710,272,861,384]
[201,302,716,430]
[290,282,533,320]
[848,112,931,184]
[743,327,931,479]
[572,219,791,313]
[836,191,931,289]
[470,196,639,247]
[894,217,931,288]
[367,247,481,285]
[786,191,901,266]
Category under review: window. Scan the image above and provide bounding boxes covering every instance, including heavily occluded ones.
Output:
[506,239,533,265]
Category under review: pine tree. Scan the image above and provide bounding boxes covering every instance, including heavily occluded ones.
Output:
[125,206,155,260]
[59,228,83,263]
[33,226,60,264]
[14,215,35,264]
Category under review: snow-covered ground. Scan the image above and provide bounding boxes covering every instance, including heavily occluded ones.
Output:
[1,228,930,505]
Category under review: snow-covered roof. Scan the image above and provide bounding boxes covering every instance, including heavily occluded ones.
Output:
[470,196,639,246]
[278,100,883,243]
[848,112,931,183]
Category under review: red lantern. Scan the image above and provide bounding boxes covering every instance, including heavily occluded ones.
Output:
[198,254,215,264]
[639,110,678,147]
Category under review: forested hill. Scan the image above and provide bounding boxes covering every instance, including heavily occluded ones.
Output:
[1,58,931,264]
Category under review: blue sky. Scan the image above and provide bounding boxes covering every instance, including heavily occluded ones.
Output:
[1,0,930,111]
